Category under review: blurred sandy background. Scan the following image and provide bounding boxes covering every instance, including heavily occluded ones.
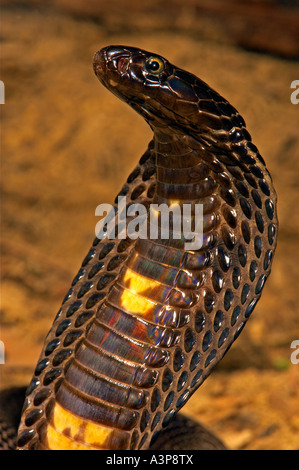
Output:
[1,0,299,450]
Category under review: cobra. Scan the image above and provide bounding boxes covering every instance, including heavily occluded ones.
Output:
[7,46,278,450]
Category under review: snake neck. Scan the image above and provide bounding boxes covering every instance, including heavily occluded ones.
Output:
[153,130,217,206]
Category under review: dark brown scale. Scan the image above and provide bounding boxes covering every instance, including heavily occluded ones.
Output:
[74,311,94,328]
[16,45,278,451]
[131,184,147,200]
[234,180,249,198]
[72,268,85,286]
[96,273,116,290]
[203,159,224,173]
[142,166,156,182]
[214,171,232,188]
[66,300,82,318]
[241,220,251,244]
[147,182,156,198]
[33,389,51,406]
[77,281,93,299]
[221,226,236,250]
[220,187,237,207]
[63,330,82,346]
[227,165,245,181]
[85,291,105,309]
[222,205,237,228]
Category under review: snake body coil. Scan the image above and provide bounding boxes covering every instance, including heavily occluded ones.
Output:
[16,46,278,450]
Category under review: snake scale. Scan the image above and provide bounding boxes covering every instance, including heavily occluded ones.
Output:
[3,46,278,450]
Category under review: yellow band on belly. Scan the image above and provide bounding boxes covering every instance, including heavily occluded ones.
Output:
[120,268,160,315]
[44,401,112,449]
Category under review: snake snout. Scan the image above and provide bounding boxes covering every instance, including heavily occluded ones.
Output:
[93,49,106,77]
[93,46,132,84]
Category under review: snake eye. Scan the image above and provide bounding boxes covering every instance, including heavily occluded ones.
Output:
[145,57,165,74]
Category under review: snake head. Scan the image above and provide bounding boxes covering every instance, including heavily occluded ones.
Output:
[93,45,243,144]
[93,45,174,125]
